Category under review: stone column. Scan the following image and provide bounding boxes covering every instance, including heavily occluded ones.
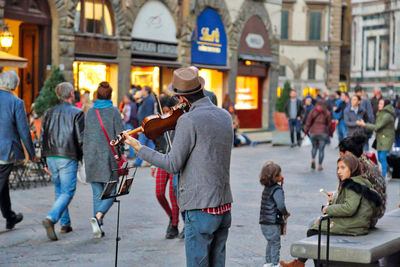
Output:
[327,0,343,91]
[117,38,132,103]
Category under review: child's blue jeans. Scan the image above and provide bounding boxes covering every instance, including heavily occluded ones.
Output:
[261,224,281,265]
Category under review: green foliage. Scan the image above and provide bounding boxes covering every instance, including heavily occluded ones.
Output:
[33,67,66,116]
[275,81,292,112]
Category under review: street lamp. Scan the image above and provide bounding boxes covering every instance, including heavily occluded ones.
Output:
[0,25,14,52]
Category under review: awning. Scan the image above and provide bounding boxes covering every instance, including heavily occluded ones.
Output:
[132,58,182,68]
[193,63,231,71]
[239,54,275,63]
[0,51,28,68]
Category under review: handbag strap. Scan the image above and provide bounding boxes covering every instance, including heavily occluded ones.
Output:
[96,109,120,161]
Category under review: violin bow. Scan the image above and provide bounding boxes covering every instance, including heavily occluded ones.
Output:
[153,93,173,152]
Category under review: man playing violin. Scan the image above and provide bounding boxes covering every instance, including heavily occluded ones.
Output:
[123,66,234,267]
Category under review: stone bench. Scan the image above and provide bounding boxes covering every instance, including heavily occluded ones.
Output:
[290,209,400,267]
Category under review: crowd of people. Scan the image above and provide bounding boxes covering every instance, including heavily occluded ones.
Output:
[285,86,400,179]
[0,66,399,267]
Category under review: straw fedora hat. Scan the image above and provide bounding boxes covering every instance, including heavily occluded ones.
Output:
[166,67,205,96]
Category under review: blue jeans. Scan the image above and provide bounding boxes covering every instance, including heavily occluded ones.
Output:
[378,150,389,178]
[46,157,78,226]
[135,133,155,166]
[288,119,301,144]
[395,132,400,147]
[185,210,231,267]
[125,123,135,158]
[261,224,281,265]
[337,119,347,142]
[91,182,115,219]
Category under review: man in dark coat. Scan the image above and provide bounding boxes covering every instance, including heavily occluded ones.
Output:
[41,82,84,241]
[285,90,304,147]
[0,70,35,230]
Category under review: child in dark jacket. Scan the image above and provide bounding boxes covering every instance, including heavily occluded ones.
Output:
[259,161,290,267]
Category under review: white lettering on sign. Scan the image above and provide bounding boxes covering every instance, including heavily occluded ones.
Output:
[245,33,264,49]
[131,40,178,55]
[198,45,221,53]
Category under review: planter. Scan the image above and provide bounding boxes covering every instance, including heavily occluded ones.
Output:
[273,112,289,132]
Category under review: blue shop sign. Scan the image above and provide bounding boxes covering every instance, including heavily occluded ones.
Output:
[191,8,227,66]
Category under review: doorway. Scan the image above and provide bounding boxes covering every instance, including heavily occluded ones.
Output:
[19,24,39,114]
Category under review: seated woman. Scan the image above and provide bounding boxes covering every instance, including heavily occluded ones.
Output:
[280,154,382,267]
[338,132,386,227]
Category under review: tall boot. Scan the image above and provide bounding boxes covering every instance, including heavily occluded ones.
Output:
[290,131,295,147]
[296,132,302,146]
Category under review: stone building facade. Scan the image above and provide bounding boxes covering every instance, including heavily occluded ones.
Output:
[278,0,346,96]
[0,0,281,129]
[351,0,400,93]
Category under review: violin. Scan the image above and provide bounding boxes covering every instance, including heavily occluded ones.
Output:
[110,101,190,146]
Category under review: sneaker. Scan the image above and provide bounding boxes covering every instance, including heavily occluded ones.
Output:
[42,218,58,241]
[6,213,23,230]
[271,264,282,267]
[290,144,296,148]
[60,225,73,233]
[166,226,179,239]
[263,264,272,267]
[311,161,316,170]
[90,217,103,238]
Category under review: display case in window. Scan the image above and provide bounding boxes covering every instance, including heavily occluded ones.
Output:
[235,76,258,110]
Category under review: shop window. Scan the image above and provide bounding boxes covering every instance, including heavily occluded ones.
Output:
[309,11,322,41]
[235,76,258,110]
[75,0,114,36]
[379,35,389,70]
[308,59,316,80]
[281,10,289,40]
[131,66,160,94]
[279,66,286,77]
[198,69,223,107]
[73,61,110,98]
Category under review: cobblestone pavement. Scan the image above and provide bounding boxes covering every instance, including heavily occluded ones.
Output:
[1,142,399,267]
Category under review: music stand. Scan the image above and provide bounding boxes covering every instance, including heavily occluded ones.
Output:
[100,162,136,267]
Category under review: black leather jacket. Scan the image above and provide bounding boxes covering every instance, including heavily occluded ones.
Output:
[259,184,288,225]
[41,102,85,161]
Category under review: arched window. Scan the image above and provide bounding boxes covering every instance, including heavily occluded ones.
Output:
[74,0,114,36]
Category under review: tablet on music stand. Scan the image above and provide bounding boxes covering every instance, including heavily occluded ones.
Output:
[118,177,134,196]
[100,180,119,200]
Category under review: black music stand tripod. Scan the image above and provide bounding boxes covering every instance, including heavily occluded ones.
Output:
[100,162,136,267]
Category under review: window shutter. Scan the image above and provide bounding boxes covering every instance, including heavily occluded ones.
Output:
[281,10,289,40]
[308,59,316,80]
[309,12,322,41]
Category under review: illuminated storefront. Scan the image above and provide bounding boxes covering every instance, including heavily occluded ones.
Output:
[73,61,110,97]
[191,8,229,107]
[2,2,51,113]
[130,1,181,95]
[235,16,272,128]
[302,87,320,98]
[74,0,119,104]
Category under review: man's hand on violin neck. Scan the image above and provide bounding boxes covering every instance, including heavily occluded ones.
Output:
[123,131,142,151]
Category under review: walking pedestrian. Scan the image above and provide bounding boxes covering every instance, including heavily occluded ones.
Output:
[123,67,233,267]
[41,82,85,241]
[135,86,155,167]
[354,86,375,150]
[356,99,395,179]
[301,97,314,127]
[285,90,304,147]
[344,95,368,136]
[122,92,138,159]
[152,95,180,239]
[83,82,124,238]
[370,87,383,118]
[304,100,332,171]
[281,154,382,267]
[259,161,290,267]
[394,101,400,147]
[0,70,35,230]
[332,90,345,142]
